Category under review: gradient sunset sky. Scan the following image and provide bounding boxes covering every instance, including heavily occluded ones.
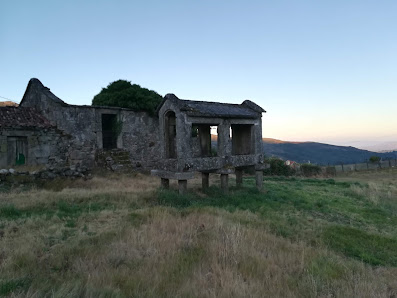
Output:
[1,1,396,147]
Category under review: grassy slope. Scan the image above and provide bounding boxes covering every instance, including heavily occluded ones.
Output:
[0,170,397,297]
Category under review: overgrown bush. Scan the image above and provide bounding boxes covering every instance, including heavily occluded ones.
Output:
[301,163,322,177]
[369,156,381,163]
[263,157,295,176]
[92,80,162,115]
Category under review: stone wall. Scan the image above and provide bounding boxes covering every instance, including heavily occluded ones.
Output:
[19,79,161,169]
[0,164,91,187]
[0,128,69,168]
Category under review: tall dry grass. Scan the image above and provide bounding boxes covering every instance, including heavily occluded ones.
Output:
[1,174,397,297]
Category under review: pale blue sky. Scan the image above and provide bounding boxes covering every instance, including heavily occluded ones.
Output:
[1,0,396,147]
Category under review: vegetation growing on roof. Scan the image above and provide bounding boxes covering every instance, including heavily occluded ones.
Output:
[92,80,162,115]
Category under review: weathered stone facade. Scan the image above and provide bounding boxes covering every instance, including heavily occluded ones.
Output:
[154,94,264,172]
[0,106,69,168]
[0,128,69,168]
[17,78,161,169]
[1,78,266,192]
[151,93,266,192]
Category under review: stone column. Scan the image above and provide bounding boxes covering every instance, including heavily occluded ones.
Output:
[235,169,243,187]
[202,172,209,190]
[221,174,229,194]
[255,170,263,190]
[178,180,187,195]
[217,121,231,156]
[161,178,169,189]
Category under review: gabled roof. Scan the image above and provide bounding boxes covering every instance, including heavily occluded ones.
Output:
[0,107,53,129]
[20,78,67,106]
[157,94,266,119]
[180,99,263,119]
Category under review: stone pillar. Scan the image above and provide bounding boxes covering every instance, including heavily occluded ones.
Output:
[202,172,209,190]
[178,180,187,195]
[235,169,243,187]
[161,178,169,189]
[255,170,263,190]
[217,121,231,156]
[221,174,229,194]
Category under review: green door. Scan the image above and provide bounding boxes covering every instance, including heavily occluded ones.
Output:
[7,137,27,166]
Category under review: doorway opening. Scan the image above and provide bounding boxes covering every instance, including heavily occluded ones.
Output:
[165,111,177,158]
[7,136,27,165]
[102,114,118,150]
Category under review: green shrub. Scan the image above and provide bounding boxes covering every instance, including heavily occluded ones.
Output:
[263,157,295,176]
[300,164,322,177]
[369,156,381,163]
[92,80,162,115]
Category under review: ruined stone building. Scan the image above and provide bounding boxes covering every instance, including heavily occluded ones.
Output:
[1,78,266,192]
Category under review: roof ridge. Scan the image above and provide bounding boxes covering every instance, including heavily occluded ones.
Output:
[180,98,243,107]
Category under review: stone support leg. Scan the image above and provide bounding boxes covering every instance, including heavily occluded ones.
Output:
[221,174,229,194]
[235,169,243,187]
[178,179,187,195]
[161,178,169,189]
[255,170,263,190]
[202,172,209,190]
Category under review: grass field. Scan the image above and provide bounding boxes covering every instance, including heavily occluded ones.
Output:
[1,169,397,297]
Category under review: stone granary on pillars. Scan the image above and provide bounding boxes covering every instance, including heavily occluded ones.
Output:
[151,93,266,194]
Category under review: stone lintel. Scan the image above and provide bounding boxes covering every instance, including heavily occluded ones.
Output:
[151,169,195,180]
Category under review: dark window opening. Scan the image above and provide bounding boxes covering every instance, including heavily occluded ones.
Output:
[192,124,218,157]
[7,136,27,166]
[231,124,254,155]
[165,111,177,158]
[102,114,118,150]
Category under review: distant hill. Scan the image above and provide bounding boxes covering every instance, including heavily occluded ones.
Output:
[211,136,397,165]
[262,138,303,144]
[0,101,18,107]
[361,141,397,153]
[262,138,397,165]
